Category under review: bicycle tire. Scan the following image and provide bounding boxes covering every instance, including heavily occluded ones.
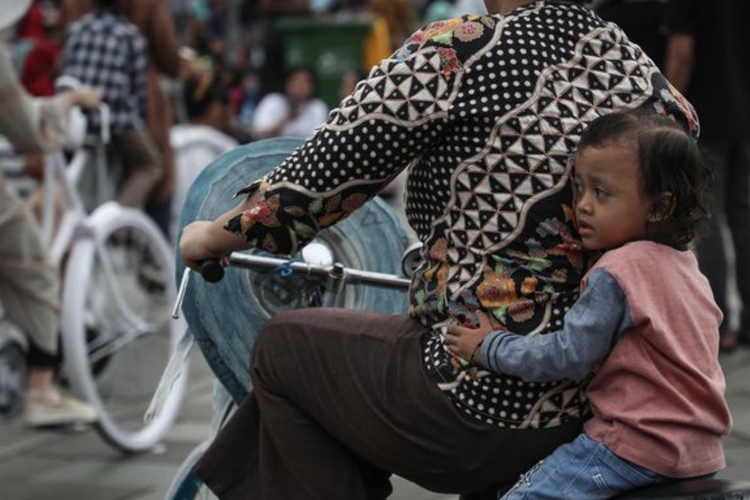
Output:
[62,202,186,453]
[0,342,27,421]
[177,137,411,405]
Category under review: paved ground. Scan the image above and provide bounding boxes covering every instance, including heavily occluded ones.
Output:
[1,345,749,500]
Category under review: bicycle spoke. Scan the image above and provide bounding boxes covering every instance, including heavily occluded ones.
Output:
[87,321,164,365]
[95,236,169,327]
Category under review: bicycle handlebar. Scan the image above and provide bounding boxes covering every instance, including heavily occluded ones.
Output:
[196,253,411,290]
[198,259,225,283]
[173,251,411,320]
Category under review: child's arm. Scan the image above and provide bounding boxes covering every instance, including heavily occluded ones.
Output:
[446,269,632,382]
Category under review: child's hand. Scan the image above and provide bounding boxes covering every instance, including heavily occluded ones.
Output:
[445,311,495,363]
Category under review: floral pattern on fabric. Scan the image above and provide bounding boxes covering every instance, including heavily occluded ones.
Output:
[654,80,700,137]
[226,181,378,255]
[396,15,497,78]
[223,2,698,429]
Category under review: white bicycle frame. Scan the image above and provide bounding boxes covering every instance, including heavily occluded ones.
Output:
[35,101,183,451]
[40,104,110,264]
[38,105,153,334]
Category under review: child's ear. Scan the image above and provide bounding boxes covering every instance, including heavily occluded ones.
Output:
[648,193,676,222]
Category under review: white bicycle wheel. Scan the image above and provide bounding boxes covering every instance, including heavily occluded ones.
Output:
[62,202,185,453]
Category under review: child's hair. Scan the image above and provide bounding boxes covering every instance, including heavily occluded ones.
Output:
[95,0,122,10]
[577,109,712,250]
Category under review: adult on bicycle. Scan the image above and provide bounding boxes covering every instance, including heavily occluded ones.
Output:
[0,0,100,426]
[179,1,700,498]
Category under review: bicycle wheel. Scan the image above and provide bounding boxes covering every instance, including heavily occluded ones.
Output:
[177,138,411,405]
[0,339,26,421]
[0,311,27,421]
[62,202,185,453]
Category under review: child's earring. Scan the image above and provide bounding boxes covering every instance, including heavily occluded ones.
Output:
[649,193,676,224]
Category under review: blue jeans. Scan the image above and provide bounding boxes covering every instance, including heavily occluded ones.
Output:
[499,434,664,500]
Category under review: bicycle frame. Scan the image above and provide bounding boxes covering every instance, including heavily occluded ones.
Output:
[41,150,89,265]
[38,104,154,332]
[40,104,111,266]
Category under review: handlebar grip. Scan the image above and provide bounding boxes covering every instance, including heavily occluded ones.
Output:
[199,259,225,283]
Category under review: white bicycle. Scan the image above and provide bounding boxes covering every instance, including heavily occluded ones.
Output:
[38,102,186,453]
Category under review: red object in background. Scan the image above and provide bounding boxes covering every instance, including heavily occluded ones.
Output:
[17,3,45,39]
[21,39,60,97]
[17,2,62,97]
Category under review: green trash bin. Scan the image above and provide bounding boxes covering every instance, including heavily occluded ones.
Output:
[276,17,373,110]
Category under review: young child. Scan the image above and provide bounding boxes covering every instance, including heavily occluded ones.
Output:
[60,0,161,209]
[446,109,732,499]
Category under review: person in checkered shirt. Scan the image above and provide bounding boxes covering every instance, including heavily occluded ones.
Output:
[60,0,161,210]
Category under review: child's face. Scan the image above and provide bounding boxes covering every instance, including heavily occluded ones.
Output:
[572,144,653,251]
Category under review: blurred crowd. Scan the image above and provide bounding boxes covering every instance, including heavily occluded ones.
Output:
[0,0,489,237]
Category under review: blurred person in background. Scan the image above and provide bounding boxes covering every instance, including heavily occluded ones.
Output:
[183,0,214,59]
[233,69,262,135]
[64,0,183,237]
[13,1,65,223]
[665,0,750,351]
[0,0,99,427]
[60,0,162,210]
[422,0,486,24]
[170,72,237,241]
[255,0,316,97]
[185,0,231,65]
[451,0,487,16]
[18,0,64,98]
[595,0,668,70]
[252,65,328,139]
[367,0,418,50]
[422,1,457,24]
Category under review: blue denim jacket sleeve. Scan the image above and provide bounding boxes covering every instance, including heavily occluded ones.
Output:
[479,268,632,382]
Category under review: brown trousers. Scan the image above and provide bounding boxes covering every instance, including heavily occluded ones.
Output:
[194,308,582,500]
[110,128,162,209]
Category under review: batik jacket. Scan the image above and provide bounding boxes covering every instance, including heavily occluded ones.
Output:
[225,1,699,429]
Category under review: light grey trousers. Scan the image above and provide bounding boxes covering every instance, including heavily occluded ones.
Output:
[0,170,59,360]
